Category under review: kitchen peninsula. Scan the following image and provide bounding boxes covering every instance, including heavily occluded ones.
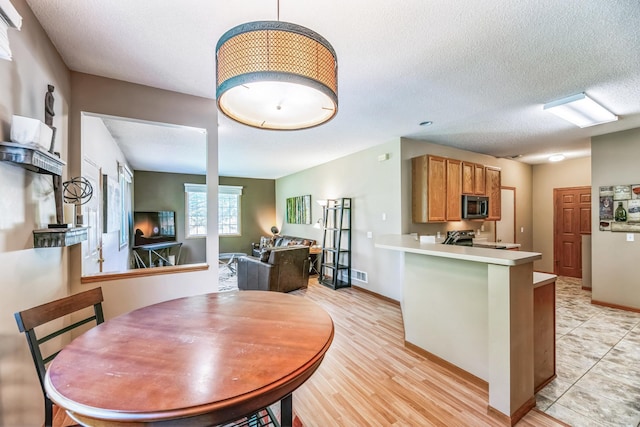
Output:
[375,235,542,424]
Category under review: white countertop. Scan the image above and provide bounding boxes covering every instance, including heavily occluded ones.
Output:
[375,234,541,266]
[533,272,557,288]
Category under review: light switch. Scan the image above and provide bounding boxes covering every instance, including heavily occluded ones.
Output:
[382,213,387,221]
[367,231,373,239]
[627,233,634,242]
[520,227,524,233]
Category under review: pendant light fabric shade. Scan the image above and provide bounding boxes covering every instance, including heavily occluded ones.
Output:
[216,21,338,130]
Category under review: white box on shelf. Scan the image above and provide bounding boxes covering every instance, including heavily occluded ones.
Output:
[420,235,436,244]
[10,115,53,151]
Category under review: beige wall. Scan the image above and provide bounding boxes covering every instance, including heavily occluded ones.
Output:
[219,176,275,254]
[531,157,591,272]
[0,0,72,424]
[400,138,534,251]
[135,171,206,264]
[276,140,405,301]
[67,72,219,315]
[591,128,640,308]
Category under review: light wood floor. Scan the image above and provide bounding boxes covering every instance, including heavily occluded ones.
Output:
[290,279,568,427]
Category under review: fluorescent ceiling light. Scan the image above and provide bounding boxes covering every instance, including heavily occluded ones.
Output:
[543,93,617,128]
[548,154,565,162]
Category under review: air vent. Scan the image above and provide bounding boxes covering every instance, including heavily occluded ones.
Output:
[352,269,368,283]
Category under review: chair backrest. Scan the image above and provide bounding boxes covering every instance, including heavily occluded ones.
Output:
[14,287,105,393]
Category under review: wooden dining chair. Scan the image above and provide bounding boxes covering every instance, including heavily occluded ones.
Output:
[14,287,105,427]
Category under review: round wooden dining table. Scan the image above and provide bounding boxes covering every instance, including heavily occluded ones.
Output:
[44,290,334,426]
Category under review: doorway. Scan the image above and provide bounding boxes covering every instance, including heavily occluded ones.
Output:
[554,187,591,278]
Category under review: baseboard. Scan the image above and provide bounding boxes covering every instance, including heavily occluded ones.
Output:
[404,340,488,391]
[592,299,640,314]
[487,395,536,426]
[581,286,592,291]
[351,284,400,306]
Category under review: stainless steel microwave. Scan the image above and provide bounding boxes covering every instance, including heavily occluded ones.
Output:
[462,195,489,219]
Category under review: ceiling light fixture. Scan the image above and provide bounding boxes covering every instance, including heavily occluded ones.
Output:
[215,2,338,131]
[543,93,617,128]
[548,154,565,162]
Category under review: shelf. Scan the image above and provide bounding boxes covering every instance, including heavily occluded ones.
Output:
[319,278,351,290]
[0,141,65,176]
[33,227,88,248]
[321,262,350,270]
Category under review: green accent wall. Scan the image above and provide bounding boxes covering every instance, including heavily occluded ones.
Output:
[219,176,276,254]
[134,171,206,264]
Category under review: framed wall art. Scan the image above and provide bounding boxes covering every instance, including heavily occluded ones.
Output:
[286,195,311,224]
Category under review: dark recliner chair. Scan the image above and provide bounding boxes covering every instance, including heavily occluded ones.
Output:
[237,245,310,293]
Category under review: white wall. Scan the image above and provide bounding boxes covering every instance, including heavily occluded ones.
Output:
[591,128,640,308]
[82,114,131,273]
[276,140,405,301]
[531,157,591,272]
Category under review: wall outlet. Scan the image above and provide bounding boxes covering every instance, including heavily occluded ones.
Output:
[627,233,634,242]
[367,231,373,239]
[382,213,387,221]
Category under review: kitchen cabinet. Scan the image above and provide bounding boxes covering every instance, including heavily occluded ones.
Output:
[462,162,486,195]
[485,167,501,220]
[534,273,556,392]
[412,155,462,222]
[446,158,462,221]
[412,155,446,222]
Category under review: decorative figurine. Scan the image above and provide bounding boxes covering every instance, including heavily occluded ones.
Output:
[45,84,55,127]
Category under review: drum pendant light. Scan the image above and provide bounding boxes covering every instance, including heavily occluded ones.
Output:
[216,5,338,130]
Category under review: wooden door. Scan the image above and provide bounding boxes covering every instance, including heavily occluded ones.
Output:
[554,187,591,278]
[446,159,461,221]
[82,158,103,275]
[485,167,501,221]
[474,164,486,195]
[427,156,447,222]
[462,162,474,195]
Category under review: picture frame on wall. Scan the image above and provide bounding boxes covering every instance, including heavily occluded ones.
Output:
[103,174,121,233]
[286,195,311,224]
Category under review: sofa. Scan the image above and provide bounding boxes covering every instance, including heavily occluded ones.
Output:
[251,235,316,257]
[237,245,310,293]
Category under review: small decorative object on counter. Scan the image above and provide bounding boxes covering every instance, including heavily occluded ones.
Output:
[615,202,627,222]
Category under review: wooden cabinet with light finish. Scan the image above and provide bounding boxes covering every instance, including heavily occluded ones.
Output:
[412,155,446,222]
[534,274,556,392]
[462,162,486,195]
[485,167,501,221]
[446,159,462,221]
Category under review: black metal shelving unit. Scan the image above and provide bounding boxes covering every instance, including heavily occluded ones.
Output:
[319,198,351,289]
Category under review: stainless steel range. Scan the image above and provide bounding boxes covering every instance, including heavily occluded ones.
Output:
[443,229,507,249]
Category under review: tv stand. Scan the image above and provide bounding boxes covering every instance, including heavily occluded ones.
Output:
[132,242,182,268]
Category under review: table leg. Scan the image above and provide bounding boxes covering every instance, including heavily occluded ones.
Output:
[281,394,292,427]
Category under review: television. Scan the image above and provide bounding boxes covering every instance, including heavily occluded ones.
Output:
[133,211,176,246]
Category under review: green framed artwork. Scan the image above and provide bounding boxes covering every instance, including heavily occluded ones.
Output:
[286,195,311,224]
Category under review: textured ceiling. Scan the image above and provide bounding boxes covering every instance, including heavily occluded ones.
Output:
[26,0,640,178]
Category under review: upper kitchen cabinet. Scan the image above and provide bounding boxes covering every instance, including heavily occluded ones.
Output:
[462,162,486,195]
[412,155,461,223]
[485,167,501,221]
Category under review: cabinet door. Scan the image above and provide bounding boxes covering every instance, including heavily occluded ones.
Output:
[462,162,474,195]
[485,167,501,220]
[474,164,486,195]
[427,156,447,222]
[446,159,462,221]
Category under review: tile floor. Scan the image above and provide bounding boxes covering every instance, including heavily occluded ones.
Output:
[538,276,640,426]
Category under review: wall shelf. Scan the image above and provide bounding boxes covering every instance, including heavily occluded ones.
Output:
[33,227,88,248]
[0,141,64,176]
